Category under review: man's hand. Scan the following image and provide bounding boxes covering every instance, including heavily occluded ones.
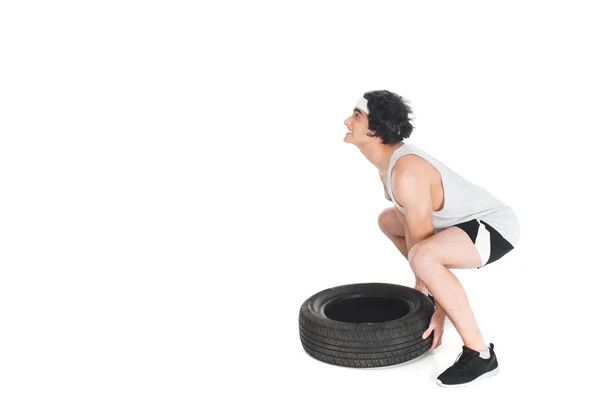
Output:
[422,308,446,351]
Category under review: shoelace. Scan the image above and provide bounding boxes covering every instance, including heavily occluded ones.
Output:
[453,352,463,364]
[453,350,477,365]
[451,351,475,374]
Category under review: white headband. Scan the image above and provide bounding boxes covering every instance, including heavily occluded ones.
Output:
[355,97,370,114]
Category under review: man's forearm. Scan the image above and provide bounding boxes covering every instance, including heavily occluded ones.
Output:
[404,229,428,292]
[404,228,418,256]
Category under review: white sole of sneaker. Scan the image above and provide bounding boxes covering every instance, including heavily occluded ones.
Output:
[436,367,499,388]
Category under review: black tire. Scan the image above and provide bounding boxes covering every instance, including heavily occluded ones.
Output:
[299,282,435,368]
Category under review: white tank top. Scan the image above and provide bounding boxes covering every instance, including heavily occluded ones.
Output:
[383,143,520,247]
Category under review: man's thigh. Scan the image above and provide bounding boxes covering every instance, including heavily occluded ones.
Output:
[411,226,483,269]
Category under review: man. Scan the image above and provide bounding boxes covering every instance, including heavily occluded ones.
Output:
[343,90,520,387]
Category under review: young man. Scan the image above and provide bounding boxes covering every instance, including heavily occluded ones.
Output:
[343,90,520,387]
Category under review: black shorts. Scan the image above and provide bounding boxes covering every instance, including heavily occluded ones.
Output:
[452,219,515,268]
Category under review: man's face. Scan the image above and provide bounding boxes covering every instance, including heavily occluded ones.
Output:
[343,107,371,144]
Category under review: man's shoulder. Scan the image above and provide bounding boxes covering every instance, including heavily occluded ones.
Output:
[392,153,436,181]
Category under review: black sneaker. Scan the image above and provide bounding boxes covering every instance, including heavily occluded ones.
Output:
[436,343,499,387]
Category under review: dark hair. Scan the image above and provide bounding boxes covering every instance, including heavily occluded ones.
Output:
[363,90,414,145]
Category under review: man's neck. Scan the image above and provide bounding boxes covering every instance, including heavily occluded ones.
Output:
[358,142,405,175]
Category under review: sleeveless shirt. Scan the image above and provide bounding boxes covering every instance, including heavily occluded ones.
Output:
[383,142,520,247]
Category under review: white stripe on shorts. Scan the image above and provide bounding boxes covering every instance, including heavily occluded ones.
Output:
[474,219,491,267]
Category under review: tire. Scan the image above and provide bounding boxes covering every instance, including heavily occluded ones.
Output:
[299,282,435,368]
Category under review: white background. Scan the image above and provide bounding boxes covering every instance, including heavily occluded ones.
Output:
[1,1,599,398]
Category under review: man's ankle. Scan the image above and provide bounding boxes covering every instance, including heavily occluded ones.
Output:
[464,342,489,354]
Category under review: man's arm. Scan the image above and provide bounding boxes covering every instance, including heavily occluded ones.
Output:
[392,166,436,295]
[393,169,435,245]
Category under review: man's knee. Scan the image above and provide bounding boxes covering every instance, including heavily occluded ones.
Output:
[377,207,405,237]
[409,242,437,277]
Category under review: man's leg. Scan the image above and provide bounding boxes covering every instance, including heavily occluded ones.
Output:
[378,208,428,295]
[408,226,487,351]
[408,226,500,387]
[378,207,408,258]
